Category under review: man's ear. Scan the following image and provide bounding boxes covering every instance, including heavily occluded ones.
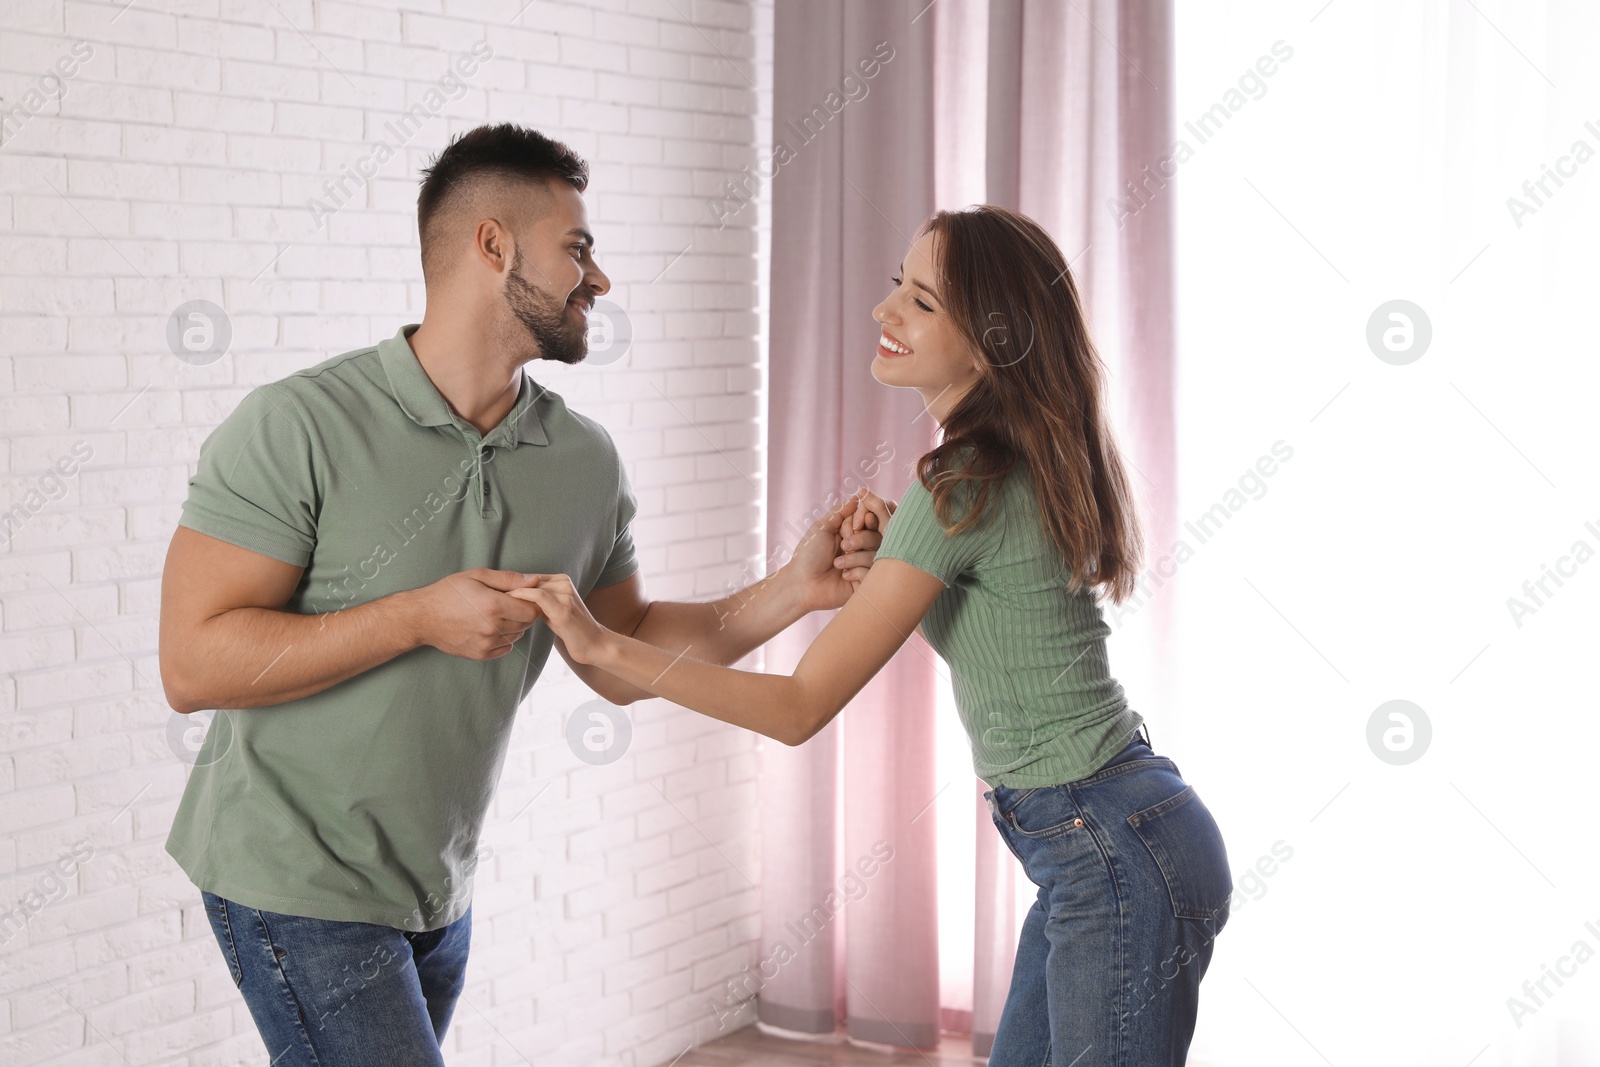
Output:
[475,217,515,276]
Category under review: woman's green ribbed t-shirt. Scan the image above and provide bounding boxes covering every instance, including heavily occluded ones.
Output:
[873,462,1143,788]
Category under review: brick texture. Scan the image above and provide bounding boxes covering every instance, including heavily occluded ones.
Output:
[0,0,775,1063]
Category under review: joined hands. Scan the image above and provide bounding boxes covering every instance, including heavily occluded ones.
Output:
[506,486,898,665]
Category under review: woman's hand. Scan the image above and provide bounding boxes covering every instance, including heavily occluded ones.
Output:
[506,574,613,665]
[837,489,897,585]
[786,489,889,613]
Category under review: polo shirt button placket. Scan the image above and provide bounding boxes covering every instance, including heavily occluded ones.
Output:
[473,436,508,522]
[453,416,488,520]
[473,443,490,518]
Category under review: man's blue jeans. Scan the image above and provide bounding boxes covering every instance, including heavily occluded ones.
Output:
[201,890,471,1066]
[984,738,1232,1066]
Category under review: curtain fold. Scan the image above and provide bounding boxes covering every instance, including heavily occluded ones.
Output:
[762,0,1175,1049]
[761,0,943,1045]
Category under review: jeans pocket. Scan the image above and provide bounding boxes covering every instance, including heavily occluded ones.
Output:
[201,893,245,988]
[985,810,1027,868]
[1004,785,1081,839]
[1126,785,1232,927]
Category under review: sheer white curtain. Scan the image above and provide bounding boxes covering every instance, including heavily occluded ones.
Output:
[1170,2,1600,1064]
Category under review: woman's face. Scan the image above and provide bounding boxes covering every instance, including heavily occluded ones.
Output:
[870,230,981,421]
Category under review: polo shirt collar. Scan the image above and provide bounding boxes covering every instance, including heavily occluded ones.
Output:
[379,324,548,447]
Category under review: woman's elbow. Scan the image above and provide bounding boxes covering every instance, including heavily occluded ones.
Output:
[781,702,840,747]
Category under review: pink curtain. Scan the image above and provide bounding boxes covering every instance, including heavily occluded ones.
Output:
[988,0,1181,695]
[759,0,943,1045]
[760,0,1175,1052]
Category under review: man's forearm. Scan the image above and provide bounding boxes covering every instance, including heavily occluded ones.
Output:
[166,593,423,712]
[628,566,810,667]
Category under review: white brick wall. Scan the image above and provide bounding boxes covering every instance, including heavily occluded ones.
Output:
[0,0,775,1063]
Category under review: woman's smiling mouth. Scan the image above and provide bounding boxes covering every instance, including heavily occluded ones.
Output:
[877,330,912,357]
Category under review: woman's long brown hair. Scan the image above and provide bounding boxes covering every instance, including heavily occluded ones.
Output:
[915,205,1143,605]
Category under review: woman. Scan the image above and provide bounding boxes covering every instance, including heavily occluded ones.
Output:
[515,205,1232,1065]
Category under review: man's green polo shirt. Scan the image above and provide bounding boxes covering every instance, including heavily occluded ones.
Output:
[165,324,638,931]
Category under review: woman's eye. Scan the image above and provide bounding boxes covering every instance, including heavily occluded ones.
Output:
[890,275,930,312]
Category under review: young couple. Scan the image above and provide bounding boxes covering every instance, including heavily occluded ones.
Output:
[159,122,1228,1067]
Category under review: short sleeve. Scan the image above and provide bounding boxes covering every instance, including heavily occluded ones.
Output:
[874,476,995,587]
[178,384,319,567]
[593,457,639,589]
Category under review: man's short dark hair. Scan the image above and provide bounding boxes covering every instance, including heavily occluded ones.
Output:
[416,123,589,280]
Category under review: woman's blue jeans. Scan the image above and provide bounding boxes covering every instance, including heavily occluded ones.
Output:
[200,890,471,1066]
[983,737,1231,1066]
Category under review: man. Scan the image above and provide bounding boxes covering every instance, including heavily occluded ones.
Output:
[158,123,886,1066]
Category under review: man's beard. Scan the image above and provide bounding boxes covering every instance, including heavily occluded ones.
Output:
[505,251,588,364]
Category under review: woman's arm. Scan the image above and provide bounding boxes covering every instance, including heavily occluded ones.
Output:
[543,490,893,705]
[515,557,945,746]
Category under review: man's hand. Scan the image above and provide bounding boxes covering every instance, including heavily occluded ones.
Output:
[784,488,897,613]
[408,568,545,660]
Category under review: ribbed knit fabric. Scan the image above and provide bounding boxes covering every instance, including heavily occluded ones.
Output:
[874,461,1143,788]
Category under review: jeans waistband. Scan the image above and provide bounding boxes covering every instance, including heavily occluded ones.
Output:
[1100,721,1153,762]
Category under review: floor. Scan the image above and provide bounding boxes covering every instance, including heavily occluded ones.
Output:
[672,1027,1223,1066]
[676,1026,981,1066]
